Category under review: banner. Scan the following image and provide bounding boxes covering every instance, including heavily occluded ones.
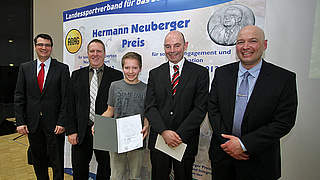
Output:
[63,0,265,179]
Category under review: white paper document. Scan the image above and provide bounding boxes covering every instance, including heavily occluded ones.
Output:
[116,114,143,153]
[93,114,143,153]
[155,134,187,162]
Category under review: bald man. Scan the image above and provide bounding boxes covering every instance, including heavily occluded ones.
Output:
[208,25,298,180]
[145,31,209,180]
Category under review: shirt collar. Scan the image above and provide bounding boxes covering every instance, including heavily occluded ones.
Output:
[89,65,104,73]
[37,57,51,67]
[169,57,185,70]
[238,59,262,78]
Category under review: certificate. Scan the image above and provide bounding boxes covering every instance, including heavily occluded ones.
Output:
[155,134,187,162]
[93,114,143,153]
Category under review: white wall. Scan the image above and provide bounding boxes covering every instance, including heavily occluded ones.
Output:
[34,0,320,179]
[265,0,320,179]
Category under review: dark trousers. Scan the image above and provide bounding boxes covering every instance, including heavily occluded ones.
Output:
[211,157,277,180]
[71,125,110,180]
[150,149,195,180]
[28,121,65,180]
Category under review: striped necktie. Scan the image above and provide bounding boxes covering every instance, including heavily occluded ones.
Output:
[90,69,98,122]
[171,65,179,96]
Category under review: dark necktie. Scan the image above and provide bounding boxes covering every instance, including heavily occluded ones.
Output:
[37,63,45,93]
[232,71,250,137]
[171,65,179,96]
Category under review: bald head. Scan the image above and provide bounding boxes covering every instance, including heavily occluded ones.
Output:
[237,25,265,42]
[236,25,267,69]
[164,31,186,44]
[164,31,188,64]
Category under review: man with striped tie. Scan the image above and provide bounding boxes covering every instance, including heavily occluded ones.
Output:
[145,31,209,180]
[66,39,123,180]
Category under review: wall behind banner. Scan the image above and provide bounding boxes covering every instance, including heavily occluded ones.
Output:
[33,0,109,61]
[34,0,320,180]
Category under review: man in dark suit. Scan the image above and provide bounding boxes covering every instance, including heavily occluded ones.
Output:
[15,34,70,180]
[145,31,209,180]
[208,25,298,180]
[66,39,123,180]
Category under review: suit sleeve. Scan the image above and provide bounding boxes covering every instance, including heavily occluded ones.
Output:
[176,67,209,142]
[208,68,227,144]
[56,65,70,127]
[145,70,168,134]
[14,65,27,126]
[242,73,298,155]
[65,71,78,135]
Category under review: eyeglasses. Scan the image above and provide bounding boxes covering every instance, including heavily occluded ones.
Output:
[35,43,52,47]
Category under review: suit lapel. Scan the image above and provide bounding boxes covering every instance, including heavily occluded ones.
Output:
[31,60,41,94]
[97,65,109,98]
[42,59,56,94]
[83,67,90,105]
[227,63,239,129]
[174,59,193,99]
[163,62,172,97]
[175,59,189,96]
[243,60,271,120]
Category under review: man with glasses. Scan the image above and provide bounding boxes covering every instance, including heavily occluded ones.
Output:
[15,34,70,180]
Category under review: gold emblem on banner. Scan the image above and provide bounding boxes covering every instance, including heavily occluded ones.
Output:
[65,29,82,54]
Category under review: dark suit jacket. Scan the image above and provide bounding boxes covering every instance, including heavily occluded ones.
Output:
[15,59,70,133]
[208,60,298,179]
[66,64,123,144]
[145,60,209,156]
